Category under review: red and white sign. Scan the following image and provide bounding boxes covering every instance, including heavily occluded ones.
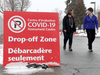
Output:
[3,11,60,68]
[8,16,26,33]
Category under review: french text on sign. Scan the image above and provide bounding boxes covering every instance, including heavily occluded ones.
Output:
[8,55,44,61]
[8,47,52,54]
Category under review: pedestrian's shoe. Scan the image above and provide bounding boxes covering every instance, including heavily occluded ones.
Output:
[69,48,73,51]
[63,45,66,50]
[89,49,93,52]
[69,46,73,51]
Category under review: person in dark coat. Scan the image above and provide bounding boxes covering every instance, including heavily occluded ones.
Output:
[63,9,76,51]
[83,7,98,52]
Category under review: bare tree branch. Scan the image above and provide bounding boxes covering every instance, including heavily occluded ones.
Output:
[0,0,3,14]
[0,0,31,14]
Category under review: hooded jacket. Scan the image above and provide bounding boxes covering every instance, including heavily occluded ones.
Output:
[63,15,76,32]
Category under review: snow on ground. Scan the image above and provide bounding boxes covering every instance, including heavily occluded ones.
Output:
[0,45,54,75]
[74,28,100,37]
[4,62,54,75]
[59,28,100,38]
[4,68,54,75]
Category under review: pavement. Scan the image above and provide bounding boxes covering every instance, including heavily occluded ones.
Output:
[0,35,100,75]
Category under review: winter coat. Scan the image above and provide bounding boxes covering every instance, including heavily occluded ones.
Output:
[63,15,76,33]
[83,15,98,30]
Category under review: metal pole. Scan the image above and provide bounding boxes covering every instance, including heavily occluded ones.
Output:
[91,2,96,15]
[94,2,96,15]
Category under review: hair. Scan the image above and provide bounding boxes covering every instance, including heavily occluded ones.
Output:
[67,9,72,15]
[88,7,93,13]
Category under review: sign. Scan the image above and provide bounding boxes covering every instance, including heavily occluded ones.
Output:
[3,11,60,68]
[8,16,26,33]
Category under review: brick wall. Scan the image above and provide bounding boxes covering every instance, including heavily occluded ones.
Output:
[98,12,100,27]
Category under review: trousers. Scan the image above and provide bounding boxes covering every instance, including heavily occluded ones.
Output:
[63,30,73,47]
[86,29,95,49]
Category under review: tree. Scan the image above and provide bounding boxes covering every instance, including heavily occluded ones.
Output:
[73,0,87,29]
[0,0,31,14]
[65,0,87,29]
[65,0,77,12]
[0,0,3,14]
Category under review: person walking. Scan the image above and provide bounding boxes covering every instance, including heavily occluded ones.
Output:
[63,9,76,51]
[83,7,98,52]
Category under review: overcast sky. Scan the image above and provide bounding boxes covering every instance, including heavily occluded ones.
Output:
[27,0,100,13]
[0,0,99,17]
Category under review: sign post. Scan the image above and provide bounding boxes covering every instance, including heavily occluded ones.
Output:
[4,11,60,68]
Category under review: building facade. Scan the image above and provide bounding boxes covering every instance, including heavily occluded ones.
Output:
[98,12,100,27]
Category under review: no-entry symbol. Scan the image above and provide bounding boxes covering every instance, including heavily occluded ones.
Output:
[8,16,26,33]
